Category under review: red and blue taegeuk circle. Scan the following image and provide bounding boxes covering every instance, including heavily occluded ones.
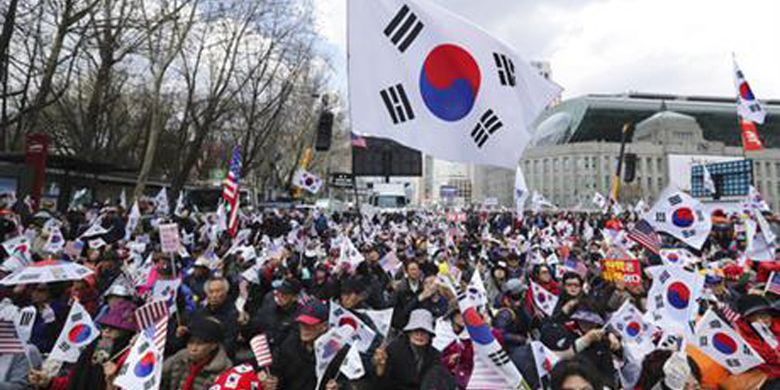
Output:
[419,44,481,122]
[671,207,695,228]
[666,282,690,309]
[712,332,738,355]
[463,307,493,345]
[740,82,756,101]
[67,324,92,344]
[133,352,156,377]
[667,253,680,263]
[626,321,641,337]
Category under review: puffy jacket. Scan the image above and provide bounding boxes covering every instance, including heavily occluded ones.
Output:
[161,346,232,390]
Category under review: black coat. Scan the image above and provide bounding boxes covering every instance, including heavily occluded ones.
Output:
[245,293,300,349]
[378,336,448,390]
[193,301,239,358]
[271,331,317,390]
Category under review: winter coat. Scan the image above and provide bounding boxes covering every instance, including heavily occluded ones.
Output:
[161,346,232,390]
[245,293,301,349]
[270,331,317,390]
[192,302,240,358]
[377,336,450,390]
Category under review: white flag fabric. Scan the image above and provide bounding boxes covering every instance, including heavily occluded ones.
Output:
[356,308,394,338]
[531,192,555,212]
[340,344,366,380]
[592,192,607,211]
[659,248,698,268]
[468,268,489,311]
[154,188,169,216]
[702,165,716,194]
[530,340,559,386]
[174,191,185,217]
[607,301,654,357]
[530,281,559,318]
[119,189,127,210]
[125,202,141,241]
[329,301,377,353]
[445,278,529,389]
[43,226,65,254]
[314,325,353,390]
[734,57,766,125]
[80,221,109,239]
[15,306,36,343]
[152,279,181,314]
[643,187,712,250]
[748,186,771,212]
[348,0,561,169]
[338,236,365,271]
[113,333,164,390]
[693,309,764,374]
[514,167,528,215]
[48,301,99,363]
[1,236,32,271]
[292,169,323,194]
[646,265,704,334]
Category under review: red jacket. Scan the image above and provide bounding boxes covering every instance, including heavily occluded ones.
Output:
[736,319,780,379]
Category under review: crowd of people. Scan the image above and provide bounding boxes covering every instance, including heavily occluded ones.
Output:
[0,193,779,390]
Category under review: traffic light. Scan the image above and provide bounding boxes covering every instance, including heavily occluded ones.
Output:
[314,111,334,151]
[623,153,637,183]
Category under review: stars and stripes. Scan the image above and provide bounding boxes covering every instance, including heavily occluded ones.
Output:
[766,272,780,296]
[0,320,25,354]
[135,300,169,353]
[627,219,661,254]
[222,146,242,238]
[350,132,368,149]
[250,334,273,368]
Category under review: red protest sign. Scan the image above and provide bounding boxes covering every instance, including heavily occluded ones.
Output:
[601,258,642,286]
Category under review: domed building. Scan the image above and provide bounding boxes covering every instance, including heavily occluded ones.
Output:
[471,93,780,210]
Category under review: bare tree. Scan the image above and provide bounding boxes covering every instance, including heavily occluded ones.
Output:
[133,0,198,199]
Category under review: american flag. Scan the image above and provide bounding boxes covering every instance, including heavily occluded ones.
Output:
[250,334,273,368]
[134,300,169,352]
[222,146,242,238]
[766,272,780,296]
[0,320,25,354]
[627,219,661,254]
[350,132,367,148]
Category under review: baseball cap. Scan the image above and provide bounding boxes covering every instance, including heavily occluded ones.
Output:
[297,299,328,325]
[276,279,302,295]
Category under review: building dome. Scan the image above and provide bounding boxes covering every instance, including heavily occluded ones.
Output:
[634,109,704,145]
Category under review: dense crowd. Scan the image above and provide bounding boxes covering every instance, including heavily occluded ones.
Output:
[0,195,779,390]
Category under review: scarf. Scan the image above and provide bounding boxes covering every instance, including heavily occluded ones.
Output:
[182,357,211,390]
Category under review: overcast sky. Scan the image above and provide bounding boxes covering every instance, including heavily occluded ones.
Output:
[314,0,780,100]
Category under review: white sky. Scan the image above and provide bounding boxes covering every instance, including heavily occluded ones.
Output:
[314,0,780,100]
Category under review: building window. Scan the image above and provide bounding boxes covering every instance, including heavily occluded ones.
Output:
[657,177,663,192]
[647,177,652,191]
[657,158,663,174]
[647,158,653,174]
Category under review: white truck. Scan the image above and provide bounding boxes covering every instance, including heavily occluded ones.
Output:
[368,183,410,211]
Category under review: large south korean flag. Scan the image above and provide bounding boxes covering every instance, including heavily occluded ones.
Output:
[348,0,562,169]
[644,187,712,250]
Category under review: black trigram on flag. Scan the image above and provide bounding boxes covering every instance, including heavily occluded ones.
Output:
[380,84,415,124]
[384,4,424,53]
[668,194,683,206]
[493,53,516,87]
[488,350,511,366]
[471,110,503,148]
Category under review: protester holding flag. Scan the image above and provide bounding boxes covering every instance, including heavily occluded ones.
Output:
[161,314,232,390]
[28,300,137,390]
[373,308,453,389]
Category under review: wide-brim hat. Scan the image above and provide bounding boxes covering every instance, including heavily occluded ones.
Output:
[98,300,138,332]
[403,308,435,334]
[737,294,778,318]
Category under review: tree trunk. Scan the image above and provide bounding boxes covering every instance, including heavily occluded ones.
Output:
[0,0,19,151]
[133,74,165,199]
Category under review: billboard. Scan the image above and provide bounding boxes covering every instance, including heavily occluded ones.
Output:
[667,155,741,192]
[352,137,422,177]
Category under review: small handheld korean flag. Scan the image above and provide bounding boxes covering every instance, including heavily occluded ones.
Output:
[646,265,704,335]
[530,280,558,318]
[659,248,698,268]
[292,169,323,194]
[644,187,712,250]
[348,0,561,169]
[48,301,99,363]
[734,56,766,125]
[592,192,607,211]
[514,167,528,215]
[694,309,764,374]
[701,164,716,195]
[152,279,181,314]
[607,301,654,357]
[114,334,164,390]
[329,301,377,353]
[530,340,559,386]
